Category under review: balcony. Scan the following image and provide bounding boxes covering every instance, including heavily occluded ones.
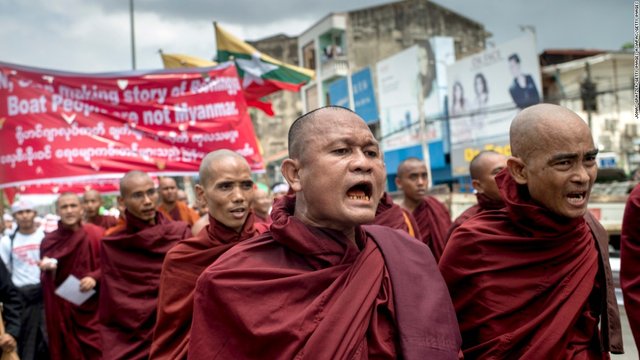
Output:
[321,55,349,81]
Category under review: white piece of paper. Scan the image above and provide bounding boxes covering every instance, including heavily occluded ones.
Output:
[54,275,95,306]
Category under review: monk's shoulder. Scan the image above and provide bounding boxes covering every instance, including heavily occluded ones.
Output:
[424,195,449,212]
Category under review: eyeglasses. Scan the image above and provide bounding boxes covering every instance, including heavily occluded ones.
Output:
[128,188,157,201]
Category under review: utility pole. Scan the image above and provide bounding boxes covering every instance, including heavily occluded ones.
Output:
[581,62,597,129]
[130,0,137,70]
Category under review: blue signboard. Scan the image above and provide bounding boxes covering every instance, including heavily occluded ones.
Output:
[328,67,379,124]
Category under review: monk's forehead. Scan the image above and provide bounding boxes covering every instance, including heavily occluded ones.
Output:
[84,189,100,199]
[304,112,375,147]
[59,193,81,204]
[160,177,176,186]
[123,173,153,190]
[398,159,426,176]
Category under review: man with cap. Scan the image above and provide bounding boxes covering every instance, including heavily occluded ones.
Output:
[0,199,48,360]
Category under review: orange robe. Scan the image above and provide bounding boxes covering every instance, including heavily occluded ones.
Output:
[158,201,200,226]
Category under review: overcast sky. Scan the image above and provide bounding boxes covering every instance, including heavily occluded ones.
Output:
[0,0,632,73]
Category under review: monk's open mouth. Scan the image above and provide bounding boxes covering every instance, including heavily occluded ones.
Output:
[566,191,587,205]
[346,182,373,201]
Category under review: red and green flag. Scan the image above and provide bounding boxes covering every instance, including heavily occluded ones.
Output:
[214,22,315,102]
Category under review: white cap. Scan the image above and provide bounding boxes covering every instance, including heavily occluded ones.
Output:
[11,199,35,214]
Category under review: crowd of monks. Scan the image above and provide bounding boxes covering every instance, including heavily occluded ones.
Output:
[0,103,639,359]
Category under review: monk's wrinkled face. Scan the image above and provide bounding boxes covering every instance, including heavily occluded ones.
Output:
[159,178,178,205]
[252,189,272,217]
[57,194,83,228]
[395,160,428,203]
[517,124,597,218]
[119,175,158,222]
[197,157,254,233]
[473,153,507,201]
[288,111,385,233]
[82,191,102,218]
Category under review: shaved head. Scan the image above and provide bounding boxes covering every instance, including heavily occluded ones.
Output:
[199,149,249,187]
[56,192,81,208]
[120,170,151,197]
[396,157,425,178]
[469,151,508,201]
[288,106,356,161]
[470,151,504,180]
[510,104,591,162]
[83,189,101,201]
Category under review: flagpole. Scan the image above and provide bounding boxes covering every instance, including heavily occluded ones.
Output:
[130,0,137,70]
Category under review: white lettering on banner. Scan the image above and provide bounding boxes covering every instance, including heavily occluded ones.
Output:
[108,124,144,141]
[7,95,47,116]
[235,143,255,157]
[142,107,172,126]
[0,72,13,92]
[57,84,120,105]
[191,130,239,147]
[50,95,107,117]
[15,122,106,145]
[190,77,241,95]
[122,86,168,104]
[174,101,238,123]
[181,148,206,163]
[53,143,184,163]
[0,145,52,167]
[154,131,190,145]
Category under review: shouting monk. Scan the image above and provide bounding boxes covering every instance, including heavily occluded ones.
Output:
[82,189,118,230]
[188,106,460,359]
[447,150,507,238]
[99,171,191,360]
[157,177,200,226]
[395,158,451,262]
[439,104,623,359]
[151,150,268,359]
[40,193,102,359]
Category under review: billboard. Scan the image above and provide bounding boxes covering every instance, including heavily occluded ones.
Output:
[327,67,379,124]
[0,61,263,188]
[447,33,541,176]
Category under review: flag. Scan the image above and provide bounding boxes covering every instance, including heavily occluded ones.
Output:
[160,52,218,68]
[214,22,315,101]
[159,51,274,115]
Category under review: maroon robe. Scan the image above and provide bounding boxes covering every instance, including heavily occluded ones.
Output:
[99,211,190,360]
[439,171,623,359]
[375,192,420,239]
[446,193,504,241]
[41,222,103,360]
[188,195,460,360]
[86,214,118,231]
[411,196,452,262]
[150,213,268,360]
[621,183,640,347]
[253,212,272,225]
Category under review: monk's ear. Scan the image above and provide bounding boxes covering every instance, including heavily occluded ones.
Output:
[117,196,125,209]
[281,159,301,192]
[471,179,483,193]
[394,175,403,190]
[195,184,205,205]
[507,157,528,185]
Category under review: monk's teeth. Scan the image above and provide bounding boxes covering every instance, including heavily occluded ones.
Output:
[348,195,370,201]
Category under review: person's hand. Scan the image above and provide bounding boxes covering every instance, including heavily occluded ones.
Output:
[79,276,96,292]
[39,257,57,271]
[0,333,17,352]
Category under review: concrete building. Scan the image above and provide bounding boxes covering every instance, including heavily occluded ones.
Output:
[541,51,637,173]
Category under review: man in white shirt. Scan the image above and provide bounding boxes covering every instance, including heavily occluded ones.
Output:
[0,199,48,360]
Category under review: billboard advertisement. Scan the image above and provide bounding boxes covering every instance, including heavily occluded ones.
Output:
[447,33,541,176]
[327,67,378,124]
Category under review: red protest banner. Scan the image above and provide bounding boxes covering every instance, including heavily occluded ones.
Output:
[0,61,264,189]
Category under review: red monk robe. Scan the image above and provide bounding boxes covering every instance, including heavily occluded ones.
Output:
[86,214,118,231]
[621,184,640,347]
[99,211,191,360]
[411,195,451,262]
[150,212,268,360]
[158,201,200,226]
[439,171,623,359]
[188,195,461,360]
[41,222,103,360]
[375,192,420,239]
[445,192,504,240]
